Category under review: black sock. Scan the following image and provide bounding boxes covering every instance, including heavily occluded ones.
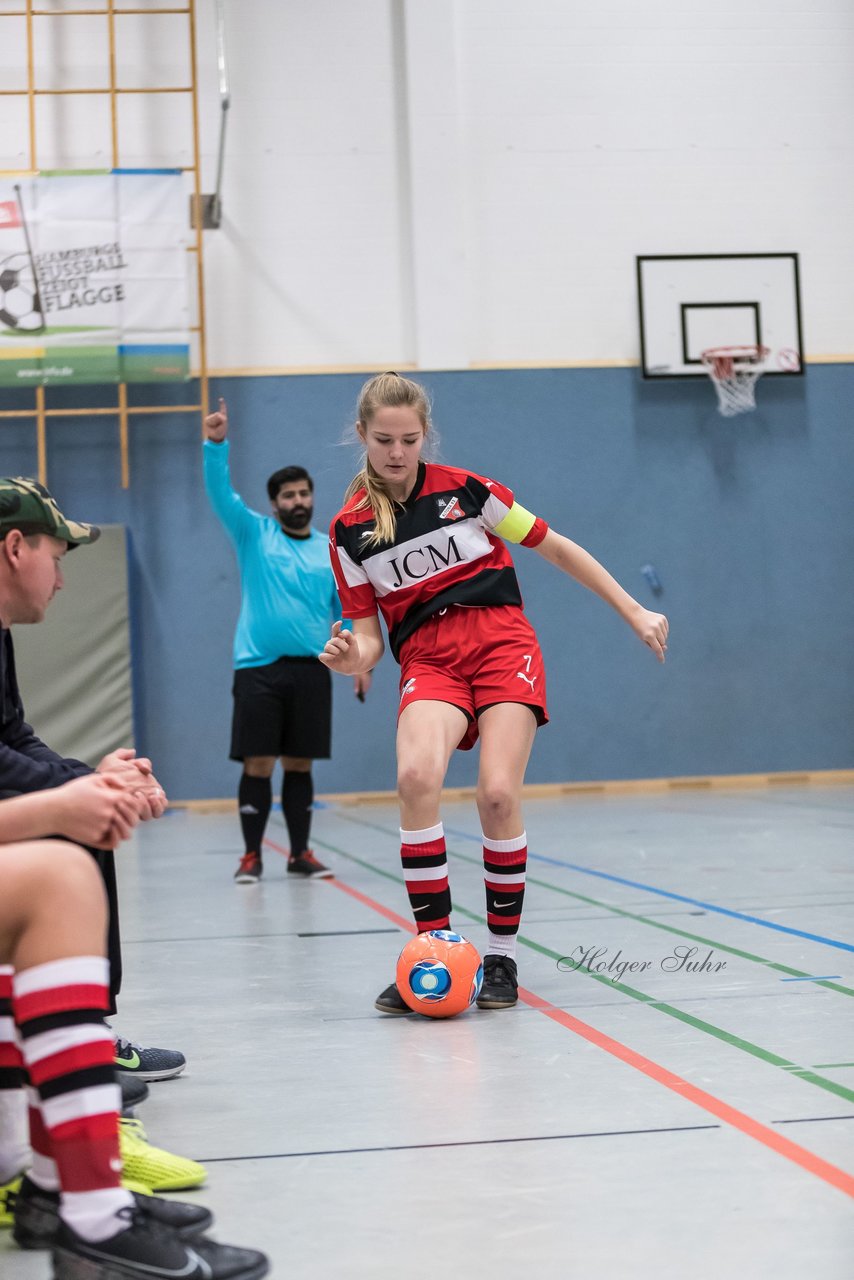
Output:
[238,773,272,857]
[282,770,313,857]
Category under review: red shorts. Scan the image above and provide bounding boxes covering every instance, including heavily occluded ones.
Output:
[397,604,549,751]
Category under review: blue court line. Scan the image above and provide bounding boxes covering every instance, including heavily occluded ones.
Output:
[780,976,842,983]
[441,825,854,954]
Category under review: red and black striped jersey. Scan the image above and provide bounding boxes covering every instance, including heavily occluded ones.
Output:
[329,461,549,660]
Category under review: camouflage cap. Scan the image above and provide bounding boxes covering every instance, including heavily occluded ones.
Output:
[0,477,99,548]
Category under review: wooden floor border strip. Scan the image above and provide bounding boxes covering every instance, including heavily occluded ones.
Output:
[173,768,854,812]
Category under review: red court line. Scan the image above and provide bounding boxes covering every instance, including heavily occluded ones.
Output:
[264,837,290,858]
[517,987,854,1199]
[288,850,854,1201]
[265,837,416,931]
[329,878,417,933]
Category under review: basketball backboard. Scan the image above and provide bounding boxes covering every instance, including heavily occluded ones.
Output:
[636,253,803,378]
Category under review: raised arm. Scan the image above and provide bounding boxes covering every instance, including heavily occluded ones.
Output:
[534,528,669,662]
[204,396,229,445]
[202,397,256,542]
[319,615,385,676]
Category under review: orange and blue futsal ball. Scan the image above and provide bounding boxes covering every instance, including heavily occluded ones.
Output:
[395,930,483,1018]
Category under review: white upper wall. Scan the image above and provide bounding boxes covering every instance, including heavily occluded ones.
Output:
[3,0,853,371]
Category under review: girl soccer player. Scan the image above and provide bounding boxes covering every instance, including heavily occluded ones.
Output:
[321,372,668,1012]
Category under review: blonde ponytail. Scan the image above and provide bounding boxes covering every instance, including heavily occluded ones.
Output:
[344,462,400,546]
[346,372,432,548]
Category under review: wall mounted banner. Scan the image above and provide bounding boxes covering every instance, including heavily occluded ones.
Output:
[0,170,190,386]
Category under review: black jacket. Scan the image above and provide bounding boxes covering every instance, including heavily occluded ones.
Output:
[0,627,91,794]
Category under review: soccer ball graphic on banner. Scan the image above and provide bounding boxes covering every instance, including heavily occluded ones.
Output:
[0,254,44,333]
[395,930,483,1018]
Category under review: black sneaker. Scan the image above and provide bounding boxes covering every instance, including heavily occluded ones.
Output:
[234,852,262,884]
[120,1075,150,1112]
[52,1209,269,1280]
[114,1037,186,1082]
[374,982,410,1015]
[287,850,333,879]
[476,955,518,1009]
[13,1177,213,1251]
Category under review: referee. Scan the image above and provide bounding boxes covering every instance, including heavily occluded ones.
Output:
[203,399,370,883]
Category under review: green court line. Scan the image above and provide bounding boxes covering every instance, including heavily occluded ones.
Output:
[813,1063,854,1070]
[474,861,854,995]
[38,168,111,177]
[307,824,854,1108]
[338,812,854,998]
[0,327,108,341]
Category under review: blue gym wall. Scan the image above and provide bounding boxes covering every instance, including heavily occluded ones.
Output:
[1,363,852,800]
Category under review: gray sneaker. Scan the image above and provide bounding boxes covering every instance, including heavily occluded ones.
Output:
[114,1037,186,1081]
[120,1075,150,1111]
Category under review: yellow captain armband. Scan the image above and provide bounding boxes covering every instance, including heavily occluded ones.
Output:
[493,501,538,544]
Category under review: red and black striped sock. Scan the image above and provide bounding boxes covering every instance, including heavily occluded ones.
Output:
[13,956,132,1240]
[26,1087,60,1191]
[0,965,59,1191]
[401,823,451,932]
[0,965,26,1087]
[0,965,30,1183]
[483,832,528,959]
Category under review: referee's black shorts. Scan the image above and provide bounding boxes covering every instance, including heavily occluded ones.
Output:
[230,657,332,761]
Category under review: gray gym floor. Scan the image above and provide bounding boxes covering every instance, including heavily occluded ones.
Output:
[3,784,853,1278]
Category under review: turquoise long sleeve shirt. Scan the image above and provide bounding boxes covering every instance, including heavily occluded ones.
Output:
[203,439,341,669]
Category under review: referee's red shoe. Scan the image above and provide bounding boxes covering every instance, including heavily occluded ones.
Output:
[287,850,333,879]
[234,851,262,883]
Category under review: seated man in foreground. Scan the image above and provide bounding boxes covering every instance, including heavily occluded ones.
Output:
[0,778,268,1280]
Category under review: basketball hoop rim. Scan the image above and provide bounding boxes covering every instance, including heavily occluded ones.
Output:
[700,344,770,377]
